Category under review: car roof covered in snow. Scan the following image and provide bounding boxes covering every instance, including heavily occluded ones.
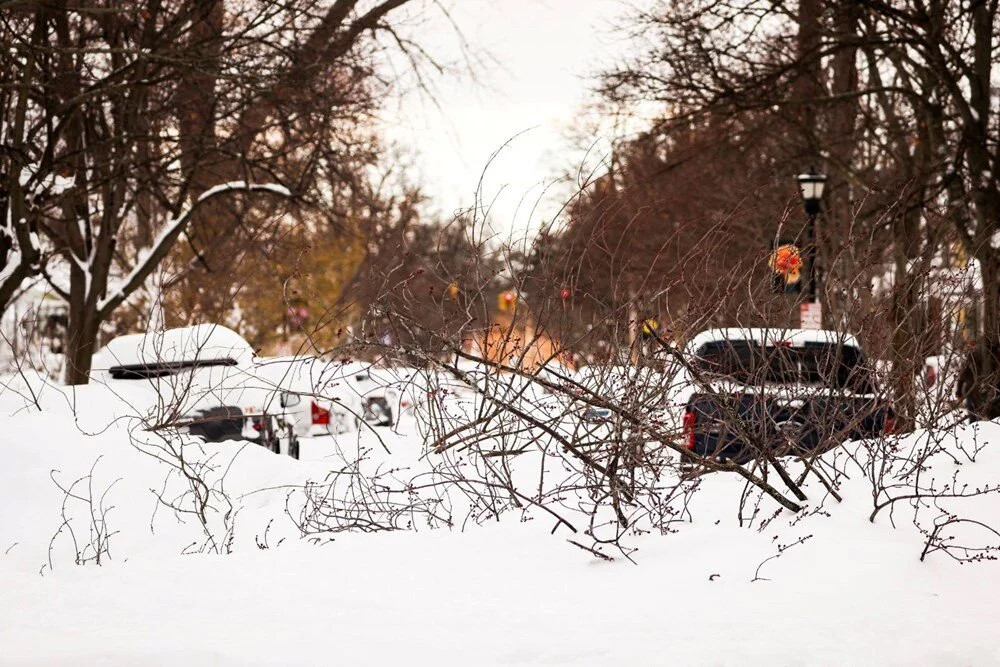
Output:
[685,328,863,354]
[94,324,254,369]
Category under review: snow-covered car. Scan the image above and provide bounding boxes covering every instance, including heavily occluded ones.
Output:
[250,356,360,437]
[363,365,431,421]
[90,324,277,445]
[667,328,896,463]
[92,322,417,447]
[249,357,424,433]
[264,359,413,429]
[354,368,398,426]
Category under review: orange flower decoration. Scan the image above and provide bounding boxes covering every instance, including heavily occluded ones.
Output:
[769,244,803,284]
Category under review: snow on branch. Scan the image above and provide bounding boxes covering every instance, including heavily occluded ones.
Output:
[0,249,23,287]
[97,182,293,315]
[0,217,40,291]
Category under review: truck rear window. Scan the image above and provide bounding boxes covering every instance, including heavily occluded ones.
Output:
[693,340,871,392]
[108,358,238,380]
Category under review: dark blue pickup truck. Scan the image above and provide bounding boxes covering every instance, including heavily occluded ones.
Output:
[673,329,896,463]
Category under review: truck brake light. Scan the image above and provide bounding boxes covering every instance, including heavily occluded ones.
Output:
[882,413,899,435]
[311,401,331,425]
[683,408,697,449]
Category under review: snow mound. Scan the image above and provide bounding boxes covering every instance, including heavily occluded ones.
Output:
[2,382,1000,665]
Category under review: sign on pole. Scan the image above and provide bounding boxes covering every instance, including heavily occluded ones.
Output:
[800,301,822,330]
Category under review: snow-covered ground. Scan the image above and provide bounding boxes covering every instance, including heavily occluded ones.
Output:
[2,372,1000,665]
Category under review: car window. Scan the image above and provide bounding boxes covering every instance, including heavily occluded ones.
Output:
[693,340,871,391]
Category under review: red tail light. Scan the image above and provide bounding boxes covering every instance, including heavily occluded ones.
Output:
[883,413,899,435]
[683,408,697,449]
[311,401,330,425]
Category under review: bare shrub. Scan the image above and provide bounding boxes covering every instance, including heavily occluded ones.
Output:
[47,457,121,570]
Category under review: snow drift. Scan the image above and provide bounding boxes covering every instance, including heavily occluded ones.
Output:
[1,371,999,665]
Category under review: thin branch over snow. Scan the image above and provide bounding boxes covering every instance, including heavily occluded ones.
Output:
[97,182,292,316]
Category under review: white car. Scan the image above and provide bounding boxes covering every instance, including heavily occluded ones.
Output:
[90,324,282,446]
[252,358,418,433]
[363,365,431,421]
[249,356,361,437]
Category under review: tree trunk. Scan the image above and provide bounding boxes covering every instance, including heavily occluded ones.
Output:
[887,178,927,429]
[976,242,999,334]
[63,310,100,386]
[889,266,920,428]
[977,253,1000,386]
[63,259,103,385]
[822,0,861,325]
[793,0,824,160]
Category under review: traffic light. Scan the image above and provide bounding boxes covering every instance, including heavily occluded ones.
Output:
[769,241,803,293]
[498,290,516,313]
[641,318,659,338]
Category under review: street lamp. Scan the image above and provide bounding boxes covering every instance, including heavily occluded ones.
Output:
[796,169,826,215]
[796,169,826,303]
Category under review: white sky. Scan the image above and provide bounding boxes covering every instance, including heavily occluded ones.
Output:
[379,0,635,238]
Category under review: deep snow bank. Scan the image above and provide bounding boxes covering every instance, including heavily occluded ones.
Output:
[2,375,1000,665]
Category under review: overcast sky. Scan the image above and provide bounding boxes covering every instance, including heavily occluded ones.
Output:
[380,0,634,238]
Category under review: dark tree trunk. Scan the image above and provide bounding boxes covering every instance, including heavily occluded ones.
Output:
[822,0,862,325]
[63,257,106,385]
[63,308,100,386]
[889,265,920,428]
[977,254,1000,381]
[983,259,999,335]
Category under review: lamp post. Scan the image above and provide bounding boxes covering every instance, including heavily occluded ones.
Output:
[796,169,827,302]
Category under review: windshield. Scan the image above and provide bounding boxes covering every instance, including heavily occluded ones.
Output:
[693,340,871,392]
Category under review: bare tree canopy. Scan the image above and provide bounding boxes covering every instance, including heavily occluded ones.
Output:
[1,0,436,384]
